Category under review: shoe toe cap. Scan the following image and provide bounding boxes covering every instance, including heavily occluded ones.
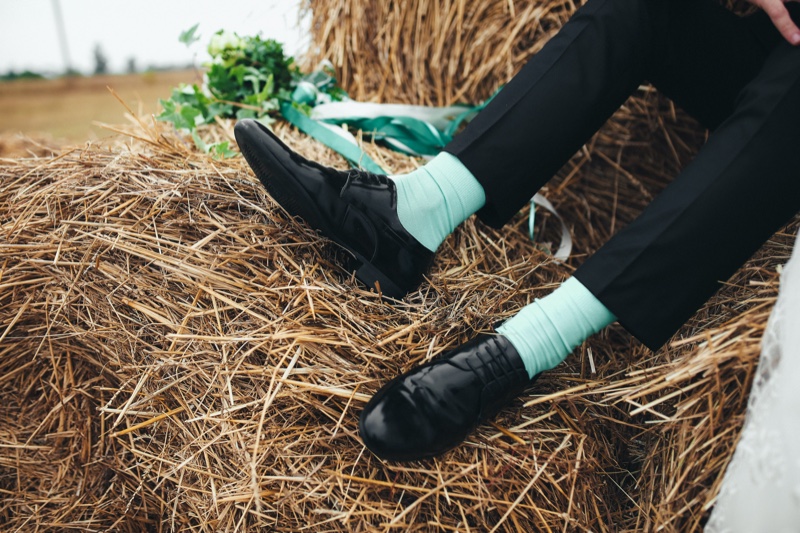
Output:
[233,118,259,146]
[234,119,285,157]
[359,391,416,460]
[358,385,445,462]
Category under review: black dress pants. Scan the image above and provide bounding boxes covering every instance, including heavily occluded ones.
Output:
[445,0,800,350]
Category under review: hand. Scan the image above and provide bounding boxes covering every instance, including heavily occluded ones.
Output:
[749,0,800,45]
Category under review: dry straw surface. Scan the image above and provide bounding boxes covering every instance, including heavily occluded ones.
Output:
[2,0,795,531]
[304,0,573,105]
[1,108,795,531]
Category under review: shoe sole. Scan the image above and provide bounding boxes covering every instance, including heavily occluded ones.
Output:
[236,122,406,298]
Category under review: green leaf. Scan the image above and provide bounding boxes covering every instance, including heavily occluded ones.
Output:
[209,141,238,159]
[179,23,201,46]
[208,101,234,118]
[191,131,208,152]
[157,97,194,131]
[157,98,178,122]
[207,63,241,103]
[180,105,205,128]
[235,108,258,120]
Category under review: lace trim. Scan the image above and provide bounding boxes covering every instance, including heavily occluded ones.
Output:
[705,233,800,532]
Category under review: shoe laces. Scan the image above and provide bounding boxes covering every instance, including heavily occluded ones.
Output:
[342,170,390,191]
[468,340,528,412]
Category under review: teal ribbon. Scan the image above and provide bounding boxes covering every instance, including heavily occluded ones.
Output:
[326,114,449,156]
[311,103,482,157]
[282,69,493,160]
[279,102,385,173]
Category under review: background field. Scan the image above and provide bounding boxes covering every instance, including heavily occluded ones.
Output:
[0,70,197,144]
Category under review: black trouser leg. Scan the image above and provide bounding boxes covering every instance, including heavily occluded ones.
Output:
[575,42,800,348]
[445,0,774,227]
[444,0,799,349]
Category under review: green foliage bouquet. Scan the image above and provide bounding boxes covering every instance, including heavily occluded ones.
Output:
[158,27,342,158]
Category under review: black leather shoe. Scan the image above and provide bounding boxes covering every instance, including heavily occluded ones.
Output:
[358,334,535,461]
[234,119,434,298]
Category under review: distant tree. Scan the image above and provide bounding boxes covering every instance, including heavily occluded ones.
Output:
[1,70,44,81]
[126,56,137,74]
[93,43,109,75]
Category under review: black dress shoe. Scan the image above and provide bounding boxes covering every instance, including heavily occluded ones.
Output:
[358,334,535,461]
[234,119,434,298]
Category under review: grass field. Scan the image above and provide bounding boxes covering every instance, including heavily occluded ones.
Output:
[0,70,199,144]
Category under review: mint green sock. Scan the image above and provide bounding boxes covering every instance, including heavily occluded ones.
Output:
[390,152,485,252]
[497,277,616,379]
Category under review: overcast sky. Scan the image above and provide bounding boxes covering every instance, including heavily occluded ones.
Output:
[0,0,308,75]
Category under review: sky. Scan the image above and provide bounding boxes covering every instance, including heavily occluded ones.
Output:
[0,0,308,75]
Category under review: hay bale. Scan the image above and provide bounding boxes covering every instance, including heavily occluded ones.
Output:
[304,0,570,106]
[0,133,60,160]
[0,114,795,531]
[1,0,792,529]
[303,0,752,106]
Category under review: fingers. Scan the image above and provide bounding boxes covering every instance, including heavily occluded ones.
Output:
[762,0,800,44]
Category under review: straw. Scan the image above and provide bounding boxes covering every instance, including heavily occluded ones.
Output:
[1,0,792,528]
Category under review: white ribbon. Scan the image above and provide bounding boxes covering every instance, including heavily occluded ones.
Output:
[311,101,477,131]
[531,193,572,261]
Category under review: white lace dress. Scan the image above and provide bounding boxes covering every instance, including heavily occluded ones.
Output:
[705,233,800,533]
